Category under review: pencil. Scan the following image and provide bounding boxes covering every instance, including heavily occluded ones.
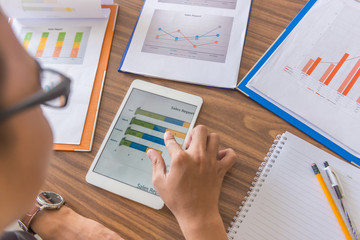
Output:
[311,163,352,240]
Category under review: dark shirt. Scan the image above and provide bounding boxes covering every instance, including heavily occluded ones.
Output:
[1,231,36,240]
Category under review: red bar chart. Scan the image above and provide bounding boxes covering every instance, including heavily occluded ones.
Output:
[319,64,334,83]
[301,53,360,103]
[324,53,349,86]
[343,67,360,96]
[306,57,321,75]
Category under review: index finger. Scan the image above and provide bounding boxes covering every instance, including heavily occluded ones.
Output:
[186,125,208,152]
[164,131,183,158]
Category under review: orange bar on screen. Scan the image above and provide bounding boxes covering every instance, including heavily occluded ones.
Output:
[302,59,314,73]
[343,67,360,96]
[319,64,335,83]
[324,53,349,86]
[307,57,322,75]
[357,97,360,104]
[338,58,360,93]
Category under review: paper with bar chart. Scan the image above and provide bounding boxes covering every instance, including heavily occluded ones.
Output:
[10,7,110,145]
[0,0,104,19]
[93,89,197,196]
[20,26,90,64]
[142,10,233,63]
[158,0,238,10]
[246,0,360,158]
[119,0,252,88]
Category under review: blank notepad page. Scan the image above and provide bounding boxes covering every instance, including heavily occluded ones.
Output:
[227,132,360,240]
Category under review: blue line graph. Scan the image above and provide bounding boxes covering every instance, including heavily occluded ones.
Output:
[142,10,234,63]
[156,26,221,48]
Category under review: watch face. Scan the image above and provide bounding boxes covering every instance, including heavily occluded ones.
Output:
[37,191,64,209]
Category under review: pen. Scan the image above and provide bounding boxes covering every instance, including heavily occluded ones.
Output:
[324,161,359,240]
[311,163,353,240]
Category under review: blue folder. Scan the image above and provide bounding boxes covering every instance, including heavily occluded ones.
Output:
[237,0,360,166]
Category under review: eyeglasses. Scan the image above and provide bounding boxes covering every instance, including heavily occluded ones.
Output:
[0,62,71,122]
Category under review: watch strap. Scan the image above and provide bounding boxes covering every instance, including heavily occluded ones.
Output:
[18,202,41,234]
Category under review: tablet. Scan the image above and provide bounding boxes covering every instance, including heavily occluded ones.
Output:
[86,80,203,209]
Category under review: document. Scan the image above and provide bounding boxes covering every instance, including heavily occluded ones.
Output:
[119,0,252,88]
[1,0,110,145]
[243,0,360,160]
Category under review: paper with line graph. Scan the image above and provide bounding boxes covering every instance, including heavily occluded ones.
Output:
[119,0,252,88]
[142,10,233,63]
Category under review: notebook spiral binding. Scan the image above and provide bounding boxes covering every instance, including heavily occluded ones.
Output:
[227,134,287,239]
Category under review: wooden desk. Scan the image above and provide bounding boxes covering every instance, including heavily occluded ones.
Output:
[43,0,335,239]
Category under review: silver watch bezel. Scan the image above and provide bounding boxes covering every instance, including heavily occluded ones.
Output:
[36,191,64,209]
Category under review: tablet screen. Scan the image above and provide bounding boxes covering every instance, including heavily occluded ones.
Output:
[93,88,197,196]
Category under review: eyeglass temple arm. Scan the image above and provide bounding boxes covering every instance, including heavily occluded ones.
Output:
[0,78,70,121]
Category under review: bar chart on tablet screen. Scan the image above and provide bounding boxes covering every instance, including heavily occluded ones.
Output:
[142,10,234,63]
[105,107,190,196]
[158,0,237,9]
[93,88,198,196]
[117,108,189,158]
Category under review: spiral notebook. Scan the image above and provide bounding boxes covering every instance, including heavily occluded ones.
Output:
[227,132,360,240]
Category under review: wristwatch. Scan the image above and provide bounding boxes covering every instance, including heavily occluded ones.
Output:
[18,191,64,234]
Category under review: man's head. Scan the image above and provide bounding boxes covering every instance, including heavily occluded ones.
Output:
[0,9,53,231]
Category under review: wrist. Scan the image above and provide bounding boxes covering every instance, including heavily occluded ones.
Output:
[30,205,75,239]
[175,211,228,240]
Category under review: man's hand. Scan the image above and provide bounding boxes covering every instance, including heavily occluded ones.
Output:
[147,125,236,240]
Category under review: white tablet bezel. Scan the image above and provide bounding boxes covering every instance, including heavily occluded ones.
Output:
[86,79,203,209]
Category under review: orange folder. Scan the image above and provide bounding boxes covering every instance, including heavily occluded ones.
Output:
[54,4,119,151]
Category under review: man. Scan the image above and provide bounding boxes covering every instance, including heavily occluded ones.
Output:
[0,8,236,240]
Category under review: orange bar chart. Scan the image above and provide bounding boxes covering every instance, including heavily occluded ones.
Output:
[302,59,314,73]
[306,57,322,75]
[324,53,349,86]
[343,67,360,96]
[70,32,83,58]
[52,32,66,57]
[337,58,360,94]
[35,32,49,57]
[357,97,360,104]
[319,64,335,83]
[22,32,32,50]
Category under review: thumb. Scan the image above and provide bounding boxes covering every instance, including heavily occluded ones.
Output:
[147,149,166,188]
